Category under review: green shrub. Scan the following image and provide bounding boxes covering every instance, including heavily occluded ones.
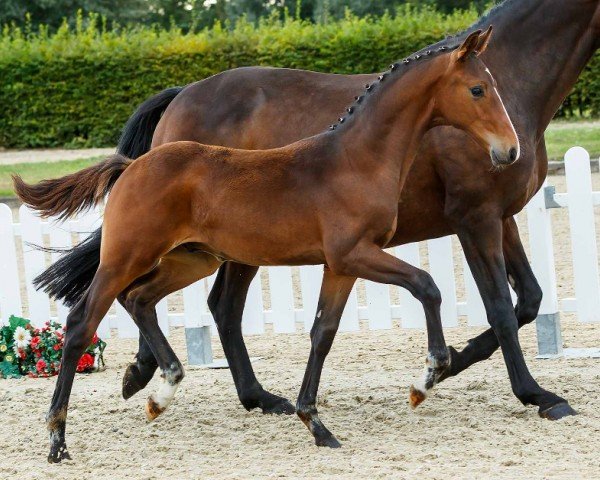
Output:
[0,8,597,148]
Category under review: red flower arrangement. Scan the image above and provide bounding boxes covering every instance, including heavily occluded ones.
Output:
[0,315,106,379]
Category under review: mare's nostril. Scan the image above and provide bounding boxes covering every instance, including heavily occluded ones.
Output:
[509,147,518,163]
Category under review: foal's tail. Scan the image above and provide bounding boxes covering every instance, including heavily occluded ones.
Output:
[13,154,132,221]
[30,86,184,307]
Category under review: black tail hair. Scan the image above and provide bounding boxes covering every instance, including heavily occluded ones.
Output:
[33,86,184,305]
[33,229,103,307]
[117,86,184,158]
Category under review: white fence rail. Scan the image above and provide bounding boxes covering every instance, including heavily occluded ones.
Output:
[0,147,599,359]
[0,204,487,335]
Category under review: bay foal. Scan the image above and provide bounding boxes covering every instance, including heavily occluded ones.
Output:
[15,30,519,461]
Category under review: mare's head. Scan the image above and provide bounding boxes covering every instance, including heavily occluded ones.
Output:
[433,27,520,167]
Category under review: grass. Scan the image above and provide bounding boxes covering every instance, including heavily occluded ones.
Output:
[545,121,600,160]
[0,158,99,198]
[0,120,598,198]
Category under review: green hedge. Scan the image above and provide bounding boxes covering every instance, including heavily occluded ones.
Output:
[0,8,598,148]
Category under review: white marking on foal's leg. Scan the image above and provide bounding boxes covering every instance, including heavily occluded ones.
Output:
[409,351,449,409]
[146,362,184,421]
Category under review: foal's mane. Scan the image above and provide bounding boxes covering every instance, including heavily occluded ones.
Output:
[328,43,459,132]
[328,0,515,132]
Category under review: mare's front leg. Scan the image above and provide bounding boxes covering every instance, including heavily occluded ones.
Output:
[208,262,295,414]
[440,217,544,382]
[454,216,575,419]
[296,267,356,447]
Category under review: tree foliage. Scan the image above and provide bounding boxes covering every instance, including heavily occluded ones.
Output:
[0,0,495,31]
[0,8,597,149]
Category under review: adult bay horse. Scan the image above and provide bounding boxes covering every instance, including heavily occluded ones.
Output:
[16,31,520,461]
[36,0,598,418]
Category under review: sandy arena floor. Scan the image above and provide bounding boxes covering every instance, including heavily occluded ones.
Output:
[1,320,599,479]
[1,174,600,479]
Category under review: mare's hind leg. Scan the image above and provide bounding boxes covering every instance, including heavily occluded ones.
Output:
[122,336,158,400]
[119,247,222,419]
[296,267,356,448]
[209,262,295,415]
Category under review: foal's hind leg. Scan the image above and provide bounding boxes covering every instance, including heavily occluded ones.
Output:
[296,268,356,448]
[120,248,222,419]
[48,265,150,463]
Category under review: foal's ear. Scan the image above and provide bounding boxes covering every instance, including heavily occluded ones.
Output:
[454,29,482,62]
[475,26,493,55]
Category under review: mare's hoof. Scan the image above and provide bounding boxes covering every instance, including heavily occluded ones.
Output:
[315,434,342,448]
[145,396,165,421]
[122,364,146,400]
[409,385,427,409]
[539,402,577,420]
[48,443,71,463]
[262,396,296,415]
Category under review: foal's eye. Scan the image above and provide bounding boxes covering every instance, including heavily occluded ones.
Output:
[470,86,485,98]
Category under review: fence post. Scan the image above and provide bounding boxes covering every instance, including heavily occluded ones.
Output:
[300,265,322,332]
[0,204,22,323]
[242,273,265,335]
[565,147,600,323]
[462,249,488,327]
[527,184,562,356]
[339,286,360,331]
[396,243,425,328]
[427,237,458,327]
[268,266,296,333]
[19,206,51,327]
[183,280,213,365]
[365,280,392,330]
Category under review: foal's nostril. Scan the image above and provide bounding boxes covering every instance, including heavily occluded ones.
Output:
[509,148,518,163]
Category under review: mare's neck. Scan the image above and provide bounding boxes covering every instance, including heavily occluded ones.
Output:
[480,0,598,138]
[325,56,444,196]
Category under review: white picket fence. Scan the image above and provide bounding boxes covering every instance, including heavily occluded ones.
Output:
[0,147,598,357]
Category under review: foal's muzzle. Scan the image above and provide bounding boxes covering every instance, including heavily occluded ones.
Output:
[491,146,520,167]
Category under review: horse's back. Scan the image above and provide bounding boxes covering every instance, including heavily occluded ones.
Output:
[152,66,375,150]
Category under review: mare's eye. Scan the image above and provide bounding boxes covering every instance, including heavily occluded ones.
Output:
[470,86,484,98]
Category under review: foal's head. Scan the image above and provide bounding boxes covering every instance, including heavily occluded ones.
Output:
[433,27,520,167]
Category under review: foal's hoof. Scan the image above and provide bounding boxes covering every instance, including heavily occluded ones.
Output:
[315,433,342,449]
[539,402,577,421]
[122,364,147,400]
[261,395,296,416]
[409,384,427,409]
[145,396,165,421]
[48,442,71,463]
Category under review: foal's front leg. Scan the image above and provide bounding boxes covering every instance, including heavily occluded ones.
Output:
[330,243,450,406]
[296,267,356,448]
